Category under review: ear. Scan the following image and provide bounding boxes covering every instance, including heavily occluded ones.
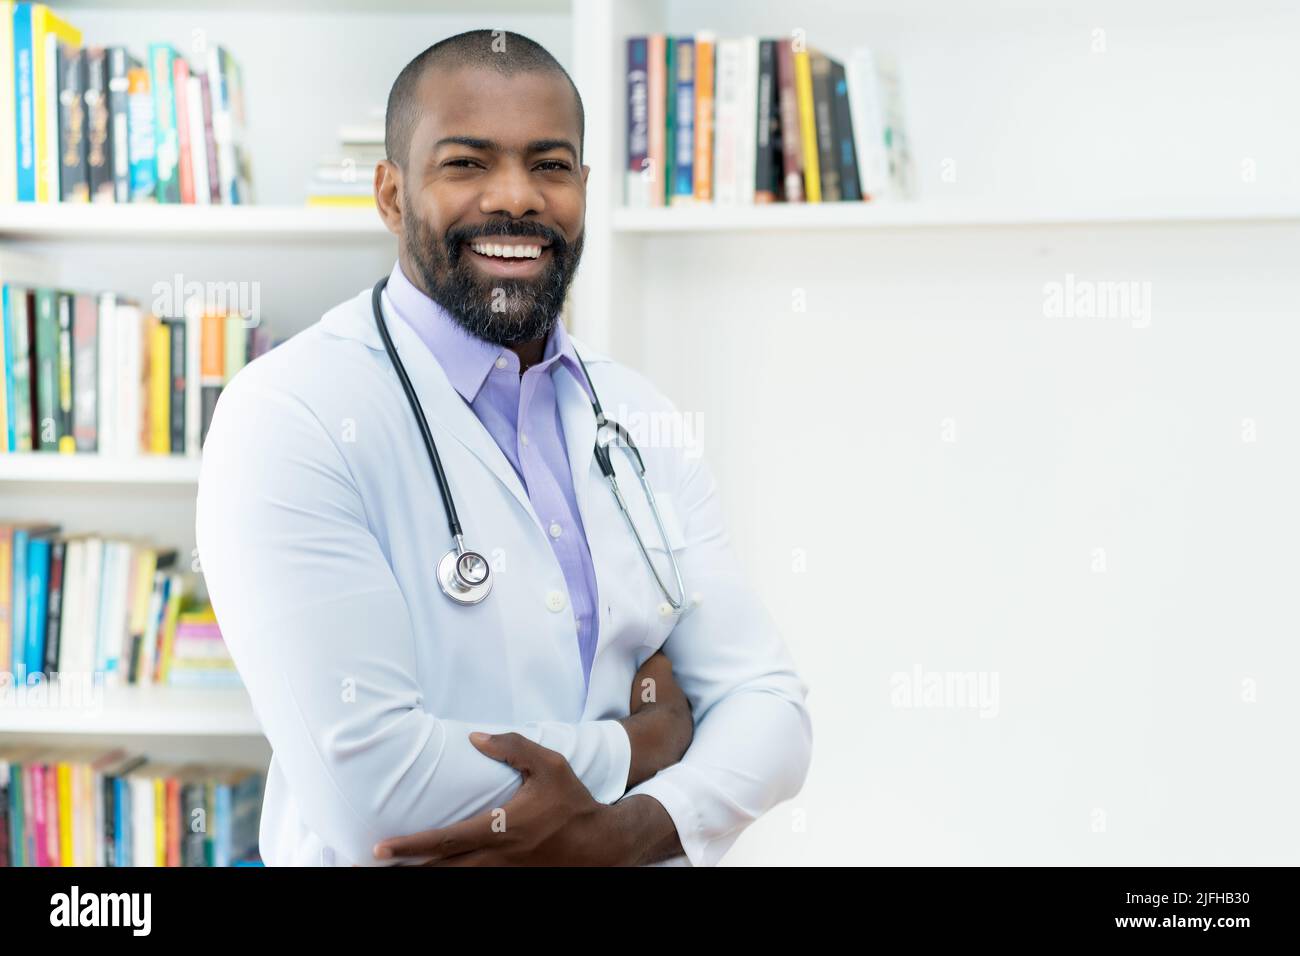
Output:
[375,159,404,237]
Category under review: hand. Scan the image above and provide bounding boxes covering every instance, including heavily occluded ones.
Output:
[372,731,628,866]
[618,650,694,790]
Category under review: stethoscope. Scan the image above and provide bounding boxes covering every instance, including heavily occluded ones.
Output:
[371,278,687,611]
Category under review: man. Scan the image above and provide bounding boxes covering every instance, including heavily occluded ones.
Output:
[196,30,811,866]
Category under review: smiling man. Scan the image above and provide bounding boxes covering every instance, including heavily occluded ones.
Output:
[196,30,812,866]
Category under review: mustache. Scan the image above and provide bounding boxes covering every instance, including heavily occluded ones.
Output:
[444,219,567,259]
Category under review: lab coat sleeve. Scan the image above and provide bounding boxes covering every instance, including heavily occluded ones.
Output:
[195,374,631,866]
[620,445,813,866]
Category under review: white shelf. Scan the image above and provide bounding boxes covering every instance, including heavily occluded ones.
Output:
[0,454,201,485]
[0,684,260,736]
[612,198,1300,233]
[0,203,390,242]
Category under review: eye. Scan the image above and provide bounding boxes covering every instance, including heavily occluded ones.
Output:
[535,160,570,172]
[445,158,484,169]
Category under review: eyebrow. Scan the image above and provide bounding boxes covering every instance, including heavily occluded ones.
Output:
[432,136,578,163]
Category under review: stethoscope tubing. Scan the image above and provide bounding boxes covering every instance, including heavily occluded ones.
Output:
[371,276,686,611]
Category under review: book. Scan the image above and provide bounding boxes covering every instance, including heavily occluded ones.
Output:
[810,50,839,201]
[0,2,16,202]
[692,32,714,202]
[83,46,113,202]
[148,43,179,203]
[56,43,87,202]
[792,44,820,202]
[670,37,694,205]
[624,37,649,207]
[72,293,98,451]
[173,54,194,204]
[755,39,782,203]
[126,62,155,201]
[106,47,137,203]
[31,288,59,451]
[33,5,83,203]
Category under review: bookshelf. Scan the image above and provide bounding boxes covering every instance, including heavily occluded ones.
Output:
[0,203,389,241]
[0,684,258,735]
[0,454,201,484]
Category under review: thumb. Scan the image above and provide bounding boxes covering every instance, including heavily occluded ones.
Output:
[468,731,541,774]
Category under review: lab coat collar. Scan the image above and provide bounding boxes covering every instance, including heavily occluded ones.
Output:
[319,284,610,531]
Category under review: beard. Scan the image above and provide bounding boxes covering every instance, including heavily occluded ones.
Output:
[403,204,584,348]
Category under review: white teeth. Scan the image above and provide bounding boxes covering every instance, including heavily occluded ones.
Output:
[470,241,542,260]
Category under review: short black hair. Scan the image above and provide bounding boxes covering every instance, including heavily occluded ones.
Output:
[385,29,584,169]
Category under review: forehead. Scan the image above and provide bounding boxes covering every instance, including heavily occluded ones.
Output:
[410,63,580,153]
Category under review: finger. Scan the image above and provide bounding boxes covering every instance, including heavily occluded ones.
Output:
[468,730,549,774]
[374,808,504,860]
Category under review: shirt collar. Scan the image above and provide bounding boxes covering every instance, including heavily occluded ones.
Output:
[384,260,595,405]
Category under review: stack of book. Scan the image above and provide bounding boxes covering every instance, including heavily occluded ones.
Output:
[0,1,253,204]
[0,273,273,456]
[0,524,236,689]
[625,35,913,207]
[0,748,263,866]
[306,121,383,207]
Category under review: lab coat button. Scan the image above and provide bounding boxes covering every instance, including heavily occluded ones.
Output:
[658,602,673,617]
[549,522,562,538]
[546,589,566,612]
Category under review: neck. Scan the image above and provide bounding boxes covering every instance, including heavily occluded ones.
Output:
[509,339,546,374]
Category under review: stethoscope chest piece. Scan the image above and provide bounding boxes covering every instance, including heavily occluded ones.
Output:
[438,546,492,605]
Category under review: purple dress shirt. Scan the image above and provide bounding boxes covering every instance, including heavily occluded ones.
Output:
[382,261,603,689]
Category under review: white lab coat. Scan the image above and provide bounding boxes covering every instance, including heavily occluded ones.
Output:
[195,284,813,866]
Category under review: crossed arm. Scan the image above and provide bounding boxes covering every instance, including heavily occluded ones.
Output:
[373,651,696,866]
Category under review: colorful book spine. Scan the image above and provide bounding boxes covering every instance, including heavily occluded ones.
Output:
[12,2,36,201]
[645,34,666,209]
[148,43,179,203]
[56,43,87,202]
[55,291,74,452]
[126,63,155,201]
[670,37,694,205]
[32,289,59,451]
[106,48,134,203]
[624,37,649,207]
[35,5,83,203]
[172,54,194,204]
[810,51,839,202]
[84,46,113,202]
[755,39,781,203]
[692,32,714,202]
[792,45,820,202]
[0,1,17,202]
[775,39,804,202]
[830,58,861,201]
[72,293,98,451]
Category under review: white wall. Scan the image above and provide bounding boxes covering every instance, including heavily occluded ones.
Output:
[607,2,1300,863]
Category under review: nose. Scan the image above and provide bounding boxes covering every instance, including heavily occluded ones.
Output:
[478,159,546,219]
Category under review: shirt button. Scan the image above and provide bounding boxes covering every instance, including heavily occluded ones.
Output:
[658,602,673,617]
[520,433,529,446]
[546,589,567,612]
[494,356,508,369]
[549,522,562,538]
